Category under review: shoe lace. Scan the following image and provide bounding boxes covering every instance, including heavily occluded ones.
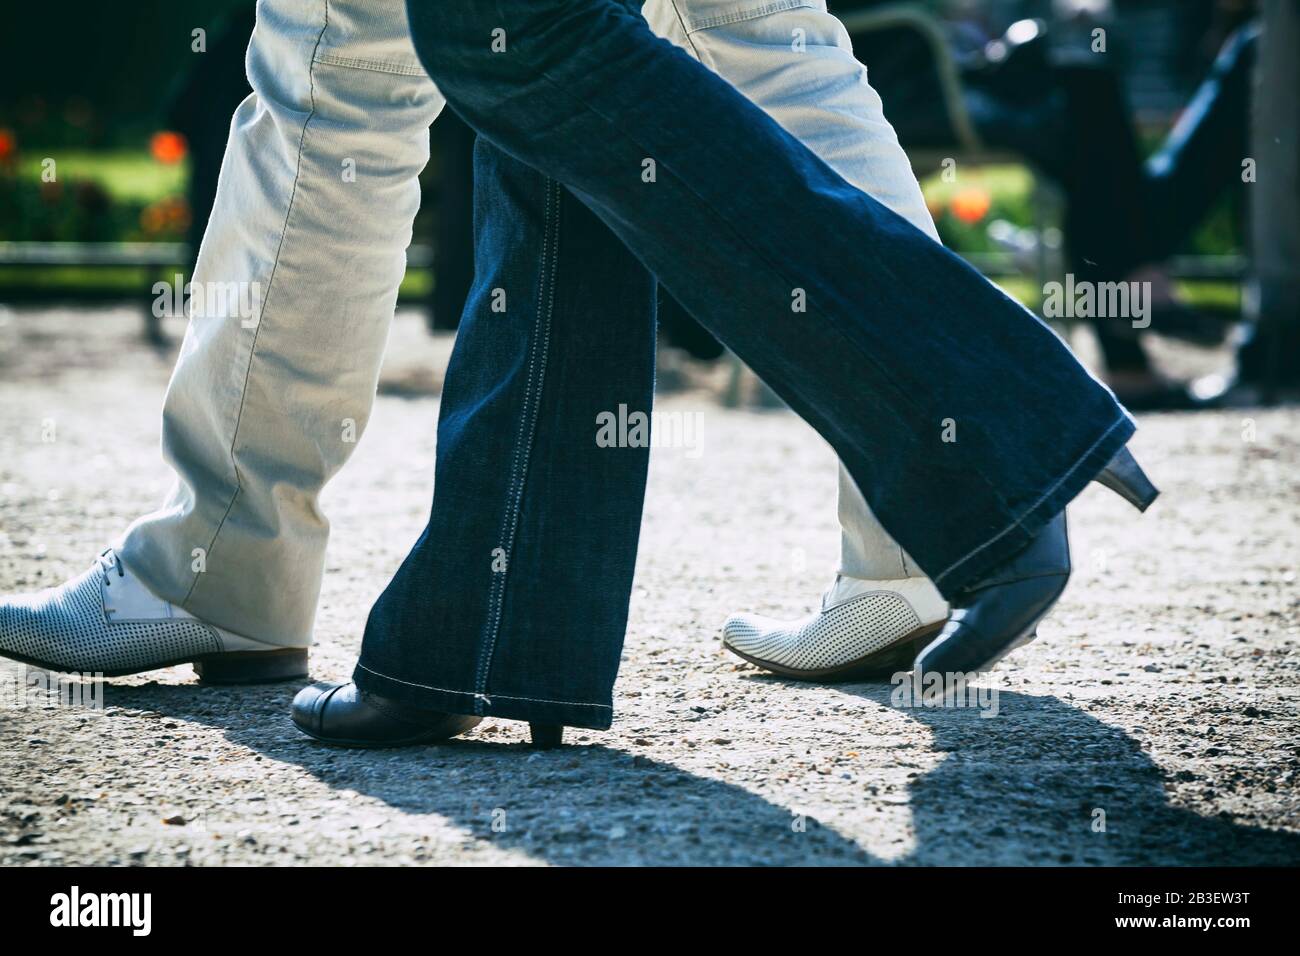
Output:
[97,548,126,586]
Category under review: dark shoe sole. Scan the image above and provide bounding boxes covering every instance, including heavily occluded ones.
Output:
[963,621,1043,674]
[291,712,483,749]
[724,619,947,682]
[0,646,308,683]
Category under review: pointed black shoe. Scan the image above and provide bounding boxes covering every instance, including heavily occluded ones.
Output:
[915,445,1158,676]
[291,681,482,748]
[916,510,1070,676]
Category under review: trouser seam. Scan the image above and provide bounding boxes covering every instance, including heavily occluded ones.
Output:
[472,177,563,710]
[180,0,332,607]
[664,1,704,58]
[684,1,815,33]
[312,51,428,76]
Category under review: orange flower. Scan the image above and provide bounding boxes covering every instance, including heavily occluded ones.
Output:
[950,187,991,224]
[0,128,15,161]
[140,196,192,235]
[150,130,188,164]
[141,204,167,234]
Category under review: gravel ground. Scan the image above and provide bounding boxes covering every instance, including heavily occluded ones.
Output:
[1,305,1298,866]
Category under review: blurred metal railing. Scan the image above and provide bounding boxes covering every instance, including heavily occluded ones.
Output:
[0,241,436,269]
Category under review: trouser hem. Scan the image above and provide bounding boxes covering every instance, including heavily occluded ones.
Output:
[353,661,614,731]
[932,414,1136,597]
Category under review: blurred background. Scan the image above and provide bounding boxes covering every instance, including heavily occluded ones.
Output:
[0,0,1295,409]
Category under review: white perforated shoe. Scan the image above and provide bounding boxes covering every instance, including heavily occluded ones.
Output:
[722,576,949,680]
[0,550,308,682]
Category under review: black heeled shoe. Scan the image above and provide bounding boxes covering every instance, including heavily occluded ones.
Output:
[291,681,482,748]
[529,723,564,749]
[915,445,1157,676]
[290,682,568,750]
[1093,445,1159,512]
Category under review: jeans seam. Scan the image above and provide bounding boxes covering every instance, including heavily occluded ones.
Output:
[181,0,332,608]
[357,663,611,709]
[472,178,562,710]
[932,414,1130,585]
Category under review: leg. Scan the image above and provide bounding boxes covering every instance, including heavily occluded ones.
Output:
[1,0,446,678]
[406,0,1134,597]
[428,113,478,331]
[347,139,657,730]
[1142,24,1257,262]
[120,0,445,644]
[1238,6,1300,392]
[643,0,947,675]
[1053,65,1157,383]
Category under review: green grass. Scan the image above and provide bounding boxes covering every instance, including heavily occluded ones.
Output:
[0,265,162,293]
[17,151,189,203]
[1175,280,1242,312]
[920,164,1035,207]
[991,277,1039,308]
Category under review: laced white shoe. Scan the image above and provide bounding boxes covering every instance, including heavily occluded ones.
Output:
[0,550,308,682]
[722,576,950,680]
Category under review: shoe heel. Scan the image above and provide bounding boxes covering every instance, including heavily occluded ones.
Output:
[1094,445,1159,512]
[193,648,309,685]
[529,722,564,749]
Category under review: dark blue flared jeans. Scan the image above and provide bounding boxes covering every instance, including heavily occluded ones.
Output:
[354,0,1135,730]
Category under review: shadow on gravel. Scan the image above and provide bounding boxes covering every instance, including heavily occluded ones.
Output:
[840,683,1300,865]
[110,680,875,865]
[113,681,1300,866]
